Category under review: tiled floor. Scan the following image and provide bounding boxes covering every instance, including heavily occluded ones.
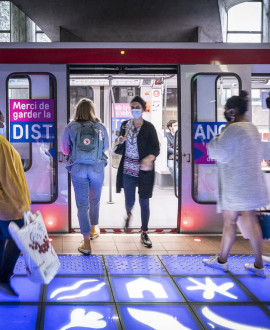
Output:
[2,254,270,329]
[1,235,270,329]
[50,233,270,255]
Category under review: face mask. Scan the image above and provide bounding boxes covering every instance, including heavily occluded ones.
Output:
[0,122,6,135]
[131,109,142,119]
[173,126,178,133]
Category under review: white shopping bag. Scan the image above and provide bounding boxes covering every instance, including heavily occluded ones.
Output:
[8,211,61,284]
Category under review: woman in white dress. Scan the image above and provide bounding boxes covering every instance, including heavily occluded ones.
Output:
[203,91,269,277]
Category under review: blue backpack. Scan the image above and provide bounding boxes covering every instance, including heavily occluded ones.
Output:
[71,122,104,165]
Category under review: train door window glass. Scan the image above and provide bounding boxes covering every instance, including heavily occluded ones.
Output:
[163,88,178,128]
[192,74,240,203]
[7,73,57,203]
[111,86,140,169]
[70,85,94,120]
[0,1,10,42]
[8,77,31,171]
[227,2,262,43]
[251,79,270,172]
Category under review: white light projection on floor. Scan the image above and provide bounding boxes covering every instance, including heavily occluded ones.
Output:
[202,307,270,330]
[50,279,105,301]
[60,308,107,330]
[127,308,191,330]
[126,278,168,299]
[186,277,237,300]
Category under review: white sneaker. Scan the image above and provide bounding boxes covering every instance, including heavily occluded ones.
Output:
[203,255,228,271]
[244,263,266,277]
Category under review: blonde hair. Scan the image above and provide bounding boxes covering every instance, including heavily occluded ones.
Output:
[74,98,100,122]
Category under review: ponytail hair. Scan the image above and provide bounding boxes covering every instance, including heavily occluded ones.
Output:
[225,90,249,115]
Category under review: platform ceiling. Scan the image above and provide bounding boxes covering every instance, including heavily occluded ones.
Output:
[11,0,227,42]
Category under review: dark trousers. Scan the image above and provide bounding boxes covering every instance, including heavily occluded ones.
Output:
[0,219,24,283]
[123,174,150,232]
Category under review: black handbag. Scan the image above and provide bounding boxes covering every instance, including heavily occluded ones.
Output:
[114,142,124,155]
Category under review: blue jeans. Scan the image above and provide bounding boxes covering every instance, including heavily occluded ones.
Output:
[71,163,105,235]
[123,174,150,232]
[167,159,178,186]
[0,219,24,282]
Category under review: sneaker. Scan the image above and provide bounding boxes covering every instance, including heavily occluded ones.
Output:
[140,232,152,248]
[244,263,266,277]
[0,281,19,297]
[90,225,100,240]
[78,240,91,255]
[203,255,228,271]
[124,213,132,233]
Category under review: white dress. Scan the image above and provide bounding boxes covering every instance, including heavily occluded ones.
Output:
[207,122,269,212]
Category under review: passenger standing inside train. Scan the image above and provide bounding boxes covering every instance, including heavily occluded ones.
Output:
[166,120,178,185]
[203,91,269,277]
[116,96,160,248]
[61,98,109,255]
[0,135,31,296]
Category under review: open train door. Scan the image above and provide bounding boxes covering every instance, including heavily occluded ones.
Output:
[179,65,251,233]
[0,64,68,233]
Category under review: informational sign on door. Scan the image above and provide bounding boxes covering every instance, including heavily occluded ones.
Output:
[10,99,55,142]
[111,103,132,137]
[194,122,226,164]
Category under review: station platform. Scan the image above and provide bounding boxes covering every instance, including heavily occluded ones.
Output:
[1,235,270,329]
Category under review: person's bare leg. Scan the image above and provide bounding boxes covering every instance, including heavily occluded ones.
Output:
[219,210,239,263]
[241,210,263,268]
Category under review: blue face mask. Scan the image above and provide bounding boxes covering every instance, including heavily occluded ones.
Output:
[131,109,142,119]
[0,122,6,135]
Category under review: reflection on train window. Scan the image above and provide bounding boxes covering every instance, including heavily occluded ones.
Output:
[192,74,240,204]
[70,86,94,120]
[8,76,31,171]
[7,73,57,203]
[251,81,270,172]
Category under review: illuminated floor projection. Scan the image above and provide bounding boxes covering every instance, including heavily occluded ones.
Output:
[1,254,269,329]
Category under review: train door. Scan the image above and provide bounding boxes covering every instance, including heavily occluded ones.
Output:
[69,67,179,231]
[0,64,68,232]
[180,65,251,233]
[250,65,270,207]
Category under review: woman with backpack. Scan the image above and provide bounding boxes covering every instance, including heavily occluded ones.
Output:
[61,98,109,254]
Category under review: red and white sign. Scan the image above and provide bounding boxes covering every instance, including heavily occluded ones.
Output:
[112,103,131,118]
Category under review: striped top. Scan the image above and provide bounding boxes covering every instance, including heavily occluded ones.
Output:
[123,120,141,177]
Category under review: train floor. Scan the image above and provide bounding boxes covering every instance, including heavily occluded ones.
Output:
[1,234,270,329]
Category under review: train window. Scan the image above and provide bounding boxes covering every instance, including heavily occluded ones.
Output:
[8,76,32,171]
[70,86,94,120]
[7,73,57,203]
[163,88,177,128]
[192,73,240,204]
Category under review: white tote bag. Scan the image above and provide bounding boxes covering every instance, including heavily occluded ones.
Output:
[8,211,61,284]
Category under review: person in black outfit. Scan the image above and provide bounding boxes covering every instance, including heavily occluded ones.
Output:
[166,120,178,185]
[115,96,160,248]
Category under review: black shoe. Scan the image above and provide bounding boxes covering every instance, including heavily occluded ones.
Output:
[140,232,152,248]
[0,281,19,297]
[124,213,132,233]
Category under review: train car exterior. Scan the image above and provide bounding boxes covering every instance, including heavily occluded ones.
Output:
[0,42,270,233]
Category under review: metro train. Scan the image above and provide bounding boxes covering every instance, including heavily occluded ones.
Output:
[0,42,270,234]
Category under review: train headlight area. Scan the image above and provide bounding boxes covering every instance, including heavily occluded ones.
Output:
[0,255,269,329]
